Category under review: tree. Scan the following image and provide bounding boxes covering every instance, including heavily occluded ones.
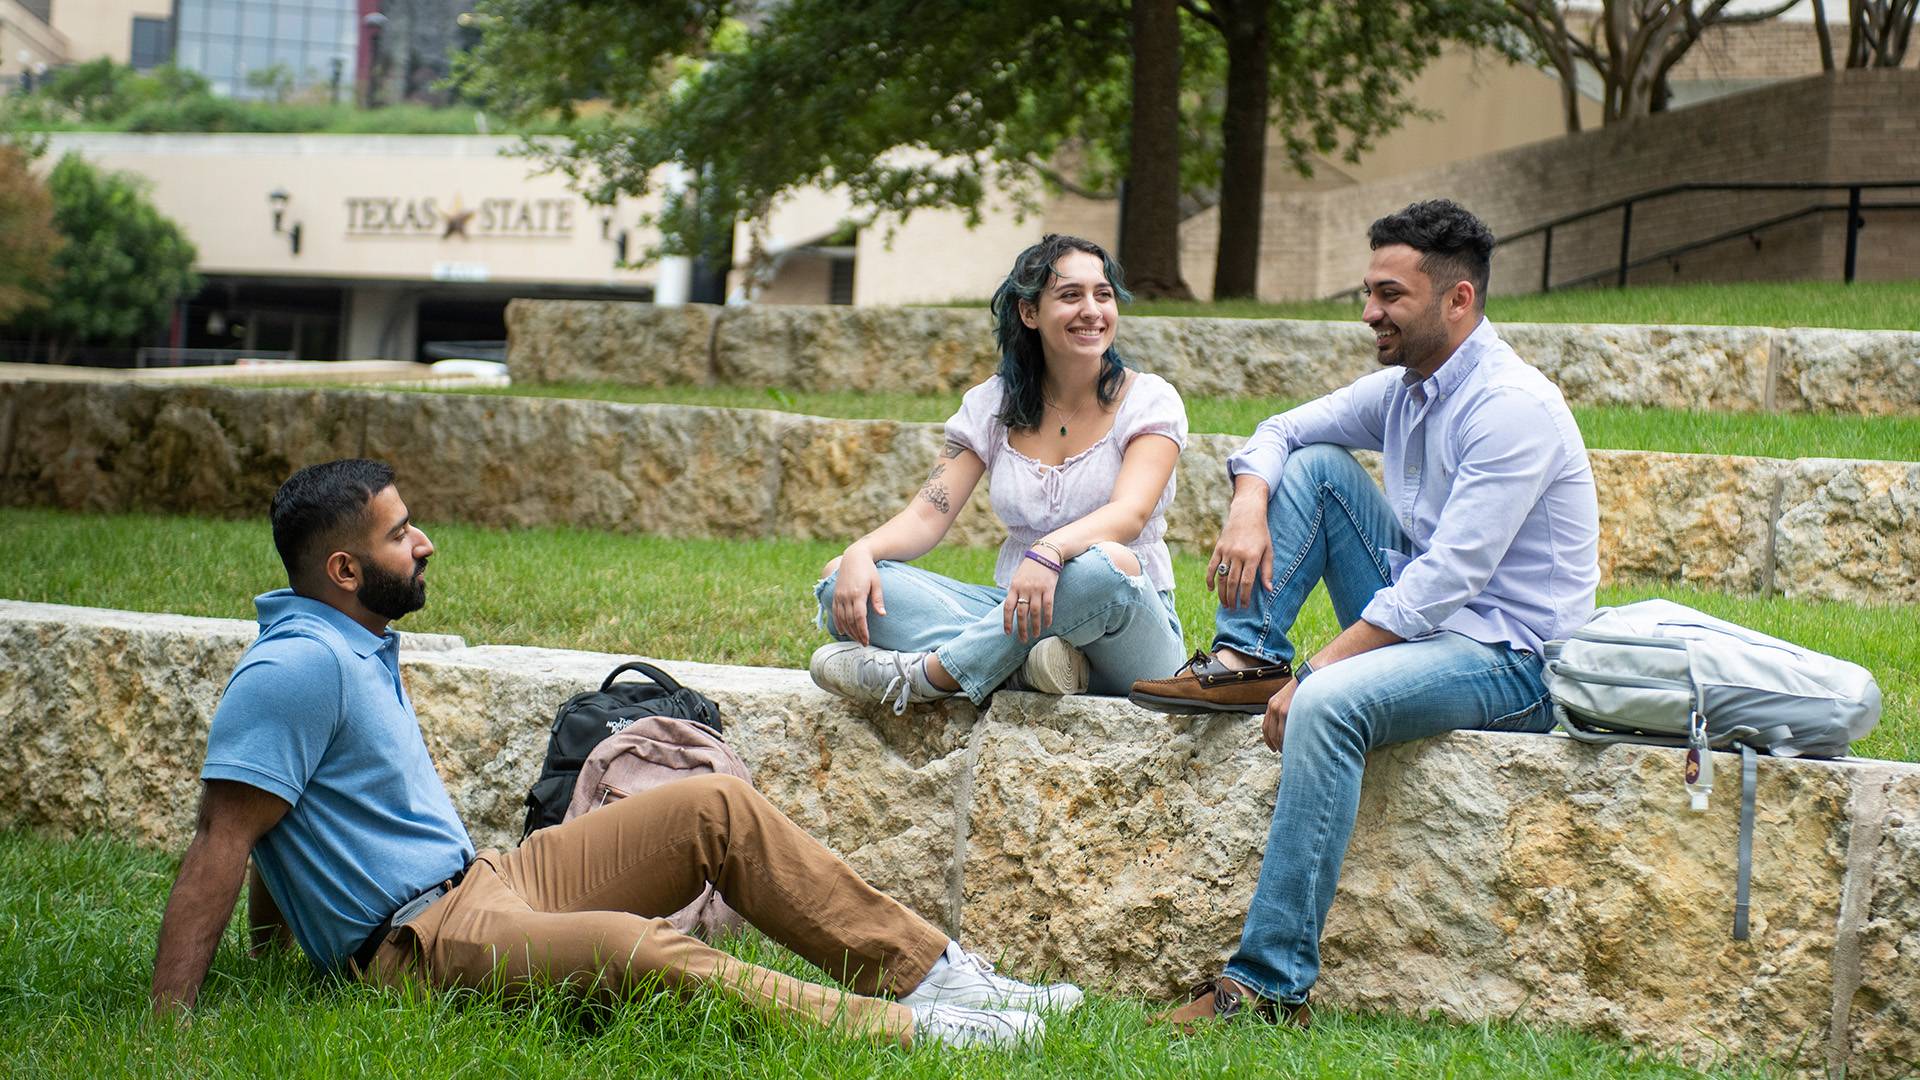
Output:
[0,144,62,325]
[1178,0,1500,299]
[459,0,1211,294]
[1507,0,1798,132]
[458,0,1482,303]
[1125,0,1196,299]
[28,155,199,360]
[1845,0,1917,66]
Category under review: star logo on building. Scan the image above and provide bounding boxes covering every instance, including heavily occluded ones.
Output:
[442,196,475,239]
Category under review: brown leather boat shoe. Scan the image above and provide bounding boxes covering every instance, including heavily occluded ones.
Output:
[1153,976,1310,1033]
[1129,649,1292,715]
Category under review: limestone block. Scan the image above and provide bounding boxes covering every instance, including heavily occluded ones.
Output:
[1849,771,1920,1078]
[1504,323,1773,412]
[775,417,1001,548]
[1590,450,1783,592]
[1119,318,1376,401]
[1325,736,1850,1065]
[1,382,364,518]
[714,306,996,393]
[361,393,787,539]
[0,603,252,846]
[1774,459,1920,605]
[1771,328,1920,416]
[957,692,1279,993]
[505,300,717,387]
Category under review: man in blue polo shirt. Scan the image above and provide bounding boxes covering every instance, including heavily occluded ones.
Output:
[150,459,1082,1048]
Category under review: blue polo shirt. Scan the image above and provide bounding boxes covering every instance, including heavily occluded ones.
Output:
[202,589,473,972]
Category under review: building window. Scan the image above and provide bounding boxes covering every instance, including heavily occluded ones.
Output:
[131,17,172,71]
[829,257,856,305]
[173,0,356,100]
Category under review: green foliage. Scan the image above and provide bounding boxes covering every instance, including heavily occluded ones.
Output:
[0,58,546,136]
[28,155,199,349]
[0,145,62,322]
[457,0,1145,260]
[454,1,1509,267]
[0,506,1911,764]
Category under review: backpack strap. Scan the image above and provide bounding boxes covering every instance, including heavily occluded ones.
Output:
[1733,744,1757,941]
[601,660,686,695]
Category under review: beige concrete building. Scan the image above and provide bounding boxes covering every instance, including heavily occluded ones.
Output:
[1,0,169,79]
[41,132,661,361]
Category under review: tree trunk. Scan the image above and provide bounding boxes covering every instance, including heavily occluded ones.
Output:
[1211,0,1270,300]
[1813,0,1836,70]
[1120,0,1193,300]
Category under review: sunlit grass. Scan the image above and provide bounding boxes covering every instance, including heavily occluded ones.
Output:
[421,383,1920,463]
[0,829,1789,1078]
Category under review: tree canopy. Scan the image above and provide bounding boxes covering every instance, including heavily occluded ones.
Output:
[26,155,199,356]
[458,0,1489,299]
[0,144,62,325]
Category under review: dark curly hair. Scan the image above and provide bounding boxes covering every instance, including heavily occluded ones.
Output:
[987,234,1131,431]
[1367,199,1495,310]
[270,458,395,583]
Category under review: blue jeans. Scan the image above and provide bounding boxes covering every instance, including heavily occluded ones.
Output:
[814,547,1187,704]
[1214,444,1555,1004]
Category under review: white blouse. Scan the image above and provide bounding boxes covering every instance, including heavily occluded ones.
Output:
[943,371,1188,591]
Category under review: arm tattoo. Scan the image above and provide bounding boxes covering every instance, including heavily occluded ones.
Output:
[918,460,952,515]
[939,439,967,460]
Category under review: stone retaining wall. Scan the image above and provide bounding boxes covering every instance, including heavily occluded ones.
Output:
[504,300,1920,416]
[5,379,1916,605]
[0,599,1912,1075]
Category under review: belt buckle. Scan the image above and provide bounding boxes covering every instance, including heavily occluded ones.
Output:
[388,881,446,930]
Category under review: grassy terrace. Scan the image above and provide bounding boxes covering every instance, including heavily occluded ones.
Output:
[4,507,1912,764]
[1125,279,1920,330]
[425,384,1920,462]
[0,834,1772,1080]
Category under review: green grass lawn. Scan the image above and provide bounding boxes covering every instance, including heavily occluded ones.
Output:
[426,384,1920,463]
[3,507,1912,763]
[0,830,1786,1079]
[1121,279,1920,331]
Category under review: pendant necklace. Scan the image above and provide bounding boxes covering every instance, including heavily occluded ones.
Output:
[1043,395,1087,438]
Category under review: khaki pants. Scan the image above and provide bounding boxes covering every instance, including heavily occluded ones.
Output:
[363,774,947,1043]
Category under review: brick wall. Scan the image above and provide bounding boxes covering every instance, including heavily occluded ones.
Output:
[1216,70,1920,299]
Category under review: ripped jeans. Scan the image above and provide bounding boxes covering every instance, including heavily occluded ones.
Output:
[813,547,1187,704]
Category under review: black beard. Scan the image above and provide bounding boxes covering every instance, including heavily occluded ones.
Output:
[357,557,427,621]
[1379,296,1450,372]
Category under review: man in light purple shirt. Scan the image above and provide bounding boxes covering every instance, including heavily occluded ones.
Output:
[1133,200,1599,1028]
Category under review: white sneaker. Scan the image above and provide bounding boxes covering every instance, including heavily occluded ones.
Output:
[809,642,951,715]
[1018,637,1089,695]
[899,941,1085,1013]
[909,1002,1044,1050]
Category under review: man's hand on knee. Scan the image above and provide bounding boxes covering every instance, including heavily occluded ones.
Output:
[1210,476,1275,609]
[1262,680,1296,752]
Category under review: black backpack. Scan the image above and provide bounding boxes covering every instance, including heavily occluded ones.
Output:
[521,661,723,839]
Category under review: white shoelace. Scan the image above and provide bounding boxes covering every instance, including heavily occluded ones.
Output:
[880,651,916,716]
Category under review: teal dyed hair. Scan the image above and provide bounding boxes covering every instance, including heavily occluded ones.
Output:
[986,234,1131,431]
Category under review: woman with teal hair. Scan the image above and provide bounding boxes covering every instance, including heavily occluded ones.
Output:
[810,234,1190,713]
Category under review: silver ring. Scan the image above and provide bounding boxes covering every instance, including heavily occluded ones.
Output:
[1016,598,1030,605]
[1216,564,1231,576]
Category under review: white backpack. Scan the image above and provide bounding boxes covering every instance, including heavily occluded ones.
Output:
[1542,598,1881,939]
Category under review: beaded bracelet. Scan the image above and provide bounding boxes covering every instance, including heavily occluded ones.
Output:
[1023,549,1064,574]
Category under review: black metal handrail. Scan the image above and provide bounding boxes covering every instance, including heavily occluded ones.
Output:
[1502,180,1920,292]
